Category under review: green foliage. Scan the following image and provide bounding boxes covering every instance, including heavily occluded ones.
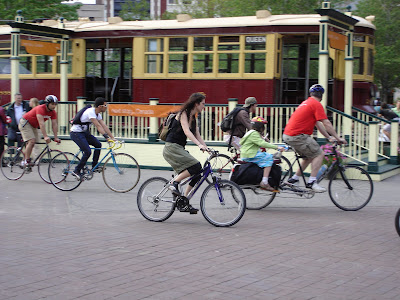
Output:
[120,0,150,21]
[162,0,347,19]
[356,0,400,101]
[0,0,81,22]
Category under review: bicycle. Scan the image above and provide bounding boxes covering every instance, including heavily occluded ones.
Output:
[137,149,246,227]
[395,208,400,237]
[0,140,62,183]
[237,142,374,211]
[48,140,140,193]
[206,146,292,185]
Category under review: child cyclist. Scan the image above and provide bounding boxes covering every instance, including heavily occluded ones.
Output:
[239,116,286,191]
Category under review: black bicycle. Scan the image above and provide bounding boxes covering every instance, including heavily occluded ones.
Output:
[1,141,62,183]
[240,142,374,211]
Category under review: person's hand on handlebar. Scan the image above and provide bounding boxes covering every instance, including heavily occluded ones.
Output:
[277,146,287,152]
[198,144,208,152]
[337,137,347,145]
[53,138,61,144]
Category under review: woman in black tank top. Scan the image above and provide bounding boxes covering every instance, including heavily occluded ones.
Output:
[162,92,209,213]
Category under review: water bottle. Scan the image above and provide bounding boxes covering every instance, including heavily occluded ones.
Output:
[316,164,328,181]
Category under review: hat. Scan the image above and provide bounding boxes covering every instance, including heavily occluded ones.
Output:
[243,97,257,108]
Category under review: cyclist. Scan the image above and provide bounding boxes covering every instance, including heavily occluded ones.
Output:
[163,92,209,214]
[18,95,61,167]
[223,96,258,151]
[70,97,115,180]
[240,116,286,191]
[283,84,346,192]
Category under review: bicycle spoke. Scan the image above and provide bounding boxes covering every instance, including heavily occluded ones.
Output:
[38,149,63,184]
[49,152,82,191]
[1,147,25,180]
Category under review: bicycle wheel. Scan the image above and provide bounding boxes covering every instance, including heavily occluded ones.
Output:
[37,149,63,184]
[279,156,293,179]
[49,152,82,191]
[205,154,234,184]
[137,177,176,222]
[200,179,246,227]
[102,153,140,193]
[395,208,400,237]
[0,146,25,180]
[328,165,373,211]
[242,185,276,210]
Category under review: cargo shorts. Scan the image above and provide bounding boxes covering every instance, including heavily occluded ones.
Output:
[283,134,322,159]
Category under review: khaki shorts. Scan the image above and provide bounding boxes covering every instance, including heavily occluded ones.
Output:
[283,134,322,159]
[19,118,39,142]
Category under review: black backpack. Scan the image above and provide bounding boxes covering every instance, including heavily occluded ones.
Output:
[230,162,282,188]
[220,107,244,132]
[70,105,92,125]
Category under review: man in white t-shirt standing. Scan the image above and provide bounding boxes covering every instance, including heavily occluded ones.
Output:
[70,97,115,179]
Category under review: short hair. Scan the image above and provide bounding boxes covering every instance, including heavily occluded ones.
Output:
[94,97,106,107]
[15,93,22,97]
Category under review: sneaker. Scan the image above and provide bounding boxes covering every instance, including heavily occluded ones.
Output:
[286,178,299,185]
[71,171,82,181]
[306,181,326,193]
[168,181,181,196]
[179,203,199,214]
[259,182,275,192]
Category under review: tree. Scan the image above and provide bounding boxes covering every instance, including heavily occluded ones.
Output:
[356,0,400,102]
[119,0,150,21]
[0,0,81,23]
[161,0,347,19]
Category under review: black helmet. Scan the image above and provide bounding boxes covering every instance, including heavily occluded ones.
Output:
[44,95,58,104]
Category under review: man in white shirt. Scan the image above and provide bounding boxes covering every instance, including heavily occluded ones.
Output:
[6,93,30,147]
[70,97,115,179]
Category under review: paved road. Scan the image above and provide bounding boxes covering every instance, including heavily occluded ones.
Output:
[1,168,399,300]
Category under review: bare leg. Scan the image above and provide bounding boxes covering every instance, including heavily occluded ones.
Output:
[24,139,36,161]
[263,166,271,178]
[309,152,324,177]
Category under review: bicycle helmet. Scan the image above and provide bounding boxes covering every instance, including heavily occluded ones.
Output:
[44,95,58,104]
[309,84,325,98]
[251,116,267,132]
[251,116,268,124]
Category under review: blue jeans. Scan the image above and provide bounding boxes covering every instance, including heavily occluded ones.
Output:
[70,131,102,173]
[7,128,23,147]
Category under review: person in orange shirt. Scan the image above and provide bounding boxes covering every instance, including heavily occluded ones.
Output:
[283,84,346,192]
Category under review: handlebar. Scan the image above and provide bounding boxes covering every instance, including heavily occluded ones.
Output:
[107,140,124,150]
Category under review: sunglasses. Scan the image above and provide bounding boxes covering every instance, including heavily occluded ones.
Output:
[100,104,108,108]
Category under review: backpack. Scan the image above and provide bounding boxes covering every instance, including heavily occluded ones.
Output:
[70,105,92,125]
[229,162,282,188]
[220,107,244,132]
[158,112,177,141]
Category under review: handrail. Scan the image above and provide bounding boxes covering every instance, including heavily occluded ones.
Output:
[328,106,369,125]
[111,76,119,102]
[352,106,391,123]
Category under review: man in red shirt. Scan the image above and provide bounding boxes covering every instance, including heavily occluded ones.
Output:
[283,84,346,192]
[18,95,61,166]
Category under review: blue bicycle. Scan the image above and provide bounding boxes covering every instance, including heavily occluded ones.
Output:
[48,141,140,193]
[137,149,246,227]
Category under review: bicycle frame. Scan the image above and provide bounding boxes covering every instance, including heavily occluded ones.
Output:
[73,146,113,171]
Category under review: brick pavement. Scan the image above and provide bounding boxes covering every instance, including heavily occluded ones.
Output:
[1,168,400,300]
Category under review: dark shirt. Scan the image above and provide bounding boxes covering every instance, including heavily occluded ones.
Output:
[381,109,399,121]
[166,116,196,147]
[229,108,252,138]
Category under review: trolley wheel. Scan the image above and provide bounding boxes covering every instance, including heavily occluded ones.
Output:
[49,152,82,191]
[200,179,246,227]
[328,165,373,211]
[102,153,140,193]
[0,146,25,180]
[137,177,176,222]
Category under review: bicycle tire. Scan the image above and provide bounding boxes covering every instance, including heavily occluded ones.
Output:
[0,146,25,180]
[395,208,400,237]
[328,165,373,211]
[49,152,82,191]
[137,177,176,222]
[200,179,246,227]
[279,156,293,180]
[37,149,63,184]
[242,185,277,210]
[205,153,234,184]
[102,153,140,193]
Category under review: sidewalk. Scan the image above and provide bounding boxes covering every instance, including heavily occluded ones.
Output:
[1,169,399,299]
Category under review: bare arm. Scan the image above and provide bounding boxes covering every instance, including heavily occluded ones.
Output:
[180,112,207,151]
[51,119,60,143]
[320,119,347,144]
[37,114,50,142]
[91,118,114,140]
